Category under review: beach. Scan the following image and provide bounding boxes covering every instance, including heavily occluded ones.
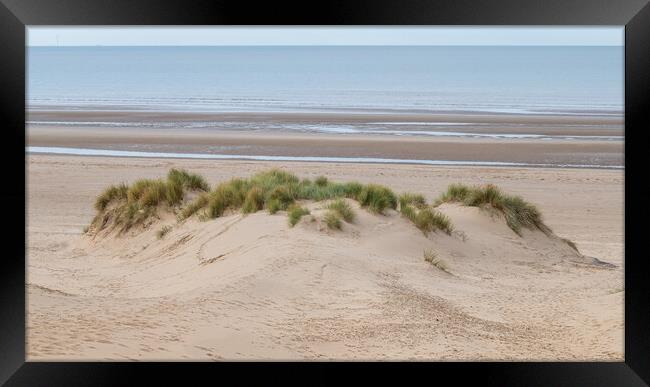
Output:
[25,41,625,361]
[26,154,624,360]
[26,109,623,168]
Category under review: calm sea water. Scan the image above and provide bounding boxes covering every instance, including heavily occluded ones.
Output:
[27,46,623,115]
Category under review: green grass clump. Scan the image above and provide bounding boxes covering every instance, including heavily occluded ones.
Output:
[424,249,450,273]
[435,183,549,236]
[315,176,328,186]
[242,186,265,214]
[205,178,249,218]
[139,180,169,206]
[127,179,154,203]
[288,205,310,227]
[94,183,128,211]
[399,204,418,223]
[156,225,172,239]
[435,183,471,205]
[326,199,356,223]
[414,208,453,235]
[356,184,398,214]
[179,193,209,220]
[266,199,282,214]
[112,201,157,231]
[167,168,209,192]
[399,192,427,210]
[89,169,210,233]
[91,169,473,241]
[399,191,452,235]
[341,182,364,198]
[268,185,295,209]
[323,210,342,230]
[126,177,190,208]
[181,169,371,222]
[464,184,502,207]
[499,195,549,236]
[250,168,299,189]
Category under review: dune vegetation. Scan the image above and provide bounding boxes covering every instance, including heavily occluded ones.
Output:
[423,248,450,273]
[288,205,310,227]
[323,210,343,230]
[89,168,209,233]
[88,168,559,241]
[399,192,453,235]
[433,183,550,236]
[175,169,399,227]
[326,199,356,223]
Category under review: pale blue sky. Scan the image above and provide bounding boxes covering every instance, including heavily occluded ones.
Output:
[27,26,624,46]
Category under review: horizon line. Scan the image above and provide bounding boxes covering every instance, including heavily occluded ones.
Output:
[28,44,624,47]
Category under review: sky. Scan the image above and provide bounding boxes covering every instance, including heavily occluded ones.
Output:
[27,26,624,46]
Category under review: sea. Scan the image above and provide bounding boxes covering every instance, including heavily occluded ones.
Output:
[27,46,623,116]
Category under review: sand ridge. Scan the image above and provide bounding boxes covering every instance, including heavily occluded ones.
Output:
[26,156,624,360]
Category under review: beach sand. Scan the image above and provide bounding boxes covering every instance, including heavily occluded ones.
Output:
[27,125,623,167]
[26,154,624,360]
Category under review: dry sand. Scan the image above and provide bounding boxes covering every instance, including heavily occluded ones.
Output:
[26,155,624,360]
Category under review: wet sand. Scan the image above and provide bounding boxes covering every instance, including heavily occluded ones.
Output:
[27,125,624,167]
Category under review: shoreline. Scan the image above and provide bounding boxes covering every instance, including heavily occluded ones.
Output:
[27,125,624,168]
[27,146,624,170]
[27,109,624,136]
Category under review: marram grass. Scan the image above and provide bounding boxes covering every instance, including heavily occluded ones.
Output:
[288,205,310,227]
[398,193,452,235]
[89,168,208,233]
[179,169,397,221]
[323,210,342,230]
[89,168,559,243]
[326,199,356,223]
[434,183,550,236]
[423,249,450,273]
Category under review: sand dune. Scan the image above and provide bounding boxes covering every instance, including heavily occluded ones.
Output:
[26,158,623,360]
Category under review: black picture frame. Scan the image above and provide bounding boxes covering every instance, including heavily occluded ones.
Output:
[2,0,649,385]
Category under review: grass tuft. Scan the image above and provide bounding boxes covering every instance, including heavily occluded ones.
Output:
[167,168,209,192]
[400,192,452,235]
[179,193,209,220]
[267,185,295,210]
[315,176,328,186]
[399,192,427,210]
[435,183,471,205]
[94,183,128,211]
[267,199,282,215]
[323,210,342,230]
[94,171,564,244]
[89,169,209,233]
[242,186,265,214]
[356,184,397,214]
[176,169,386,224]
[326,199,356,223]
[435,183,549,236]
[400,204,418,223]
[414,208,453,235]
[423,249,450,273]
[288,205,310,227]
